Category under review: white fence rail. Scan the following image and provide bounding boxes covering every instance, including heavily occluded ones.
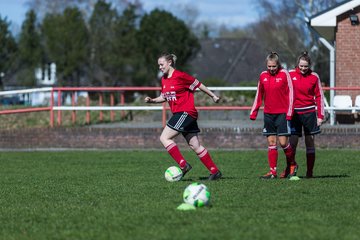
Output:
[1,87,360,126]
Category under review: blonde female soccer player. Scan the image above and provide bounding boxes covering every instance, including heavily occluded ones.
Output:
[145,53,222,180]
[250,52,296,179]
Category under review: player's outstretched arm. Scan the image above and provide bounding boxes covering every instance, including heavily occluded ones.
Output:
[198,83,220,103]
[145,95,166,103]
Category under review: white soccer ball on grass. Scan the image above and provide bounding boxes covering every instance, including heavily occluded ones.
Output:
[164,166,183,182]
[183,182,210,207]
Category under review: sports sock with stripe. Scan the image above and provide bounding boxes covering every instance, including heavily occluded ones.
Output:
[268,145,278,175]
[196,148,219,174]
[165,143,187,168]
[283,143,296,165]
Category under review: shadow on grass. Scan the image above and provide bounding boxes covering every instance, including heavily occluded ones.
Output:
[186,175,349,181]
[197,176,236,181]
[300,174,350,179]
[182,177,233,181]
[181,178,195,182]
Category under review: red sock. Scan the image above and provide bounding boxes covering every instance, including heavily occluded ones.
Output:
[197,148,219,174]
[306,147,315,174]
[166,143,186,168]
[283,143,296,165]
[268,145,278,174]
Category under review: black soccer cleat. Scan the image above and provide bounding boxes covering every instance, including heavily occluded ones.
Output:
[181,163,192,178]
[208,170,222,180]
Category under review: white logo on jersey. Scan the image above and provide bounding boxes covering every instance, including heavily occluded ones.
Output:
[170,86,175,89]
[276,78,282,82]
[263,128,267,133]
[163,91,177,101]
[263,78,268,82]
[292,77,297,80]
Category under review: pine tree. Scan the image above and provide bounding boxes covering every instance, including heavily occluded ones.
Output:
[0,16,17,88]
[17,10,43,86]
[136,9,200,85]
[41,7,89,86]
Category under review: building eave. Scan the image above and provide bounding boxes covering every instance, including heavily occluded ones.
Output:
[309,0,360,41]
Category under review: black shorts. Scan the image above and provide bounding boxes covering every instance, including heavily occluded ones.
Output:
[291,111,321,137]
[263,113,291,136]
[167,112,200,134]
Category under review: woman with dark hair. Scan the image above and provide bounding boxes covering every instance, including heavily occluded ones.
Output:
[285,51,325,178]
[145,53,222,180]
[250,52,296,179]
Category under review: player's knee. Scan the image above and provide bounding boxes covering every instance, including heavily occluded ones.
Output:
[188,142,196,151]
[188,142,201,152]
[159,135,168,145]
[279,143,288,148]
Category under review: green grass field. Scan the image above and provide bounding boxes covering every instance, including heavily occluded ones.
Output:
[0,150,359,240]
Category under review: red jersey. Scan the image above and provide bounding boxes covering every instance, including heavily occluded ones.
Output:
[250,68,294,120]
[289,68,325,119]
[161,69,201,119]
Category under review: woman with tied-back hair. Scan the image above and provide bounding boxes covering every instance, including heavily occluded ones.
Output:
[285,51,325,178]
[250,52,297,179]
[145,53,222,180]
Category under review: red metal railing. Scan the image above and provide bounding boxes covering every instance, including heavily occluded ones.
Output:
[2,86,360,127]
[51,87,161,127]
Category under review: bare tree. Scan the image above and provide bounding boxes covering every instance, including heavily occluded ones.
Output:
[246,0,341,81]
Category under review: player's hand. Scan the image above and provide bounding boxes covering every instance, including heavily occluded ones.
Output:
[212,95,220,103]
[317,118,323,126]
[144,97,152,103]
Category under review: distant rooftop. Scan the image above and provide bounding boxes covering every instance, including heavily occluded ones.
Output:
[190,38,265,85]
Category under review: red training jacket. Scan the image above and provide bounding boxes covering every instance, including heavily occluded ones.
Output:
[250,68,294,120]
[289,67,325,119]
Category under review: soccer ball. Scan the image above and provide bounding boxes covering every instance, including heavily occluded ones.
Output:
[183,182,210,207]
[164,166,183,182]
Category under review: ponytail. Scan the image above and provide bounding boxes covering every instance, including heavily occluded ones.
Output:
[266,51,281,68]
[159,53,177,67]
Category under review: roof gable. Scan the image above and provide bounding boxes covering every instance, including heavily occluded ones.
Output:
[309,0,360,41]
[310,0,360,27]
